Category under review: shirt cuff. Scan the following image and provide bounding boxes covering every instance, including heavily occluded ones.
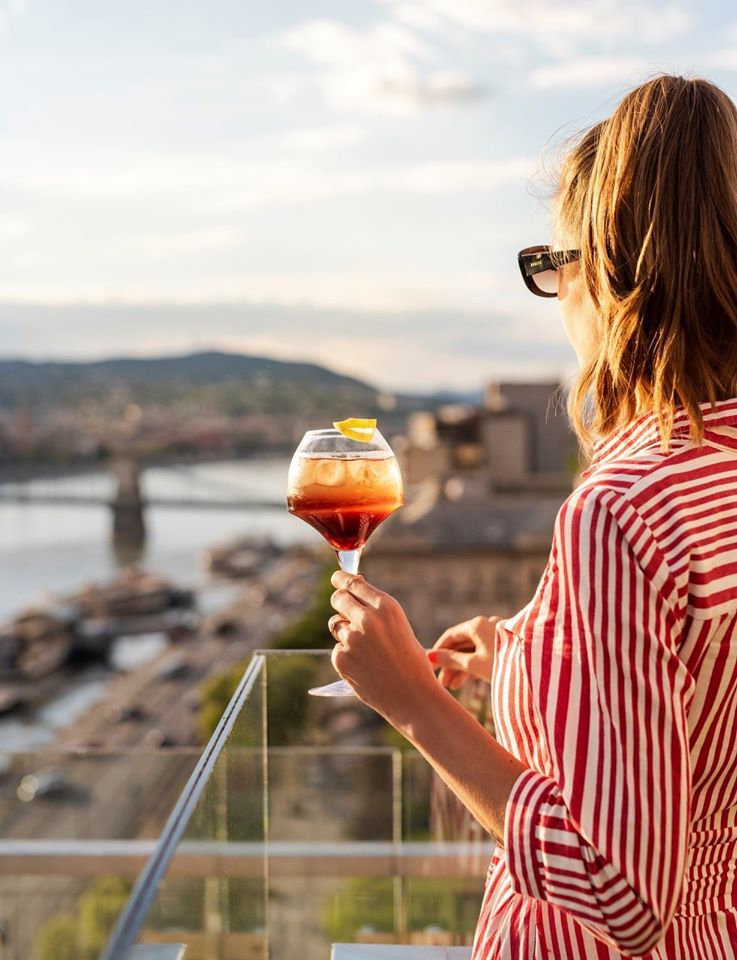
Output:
[504,766,556,901]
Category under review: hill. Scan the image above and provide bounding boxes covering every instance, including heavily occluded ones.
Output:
[0,350,396,417]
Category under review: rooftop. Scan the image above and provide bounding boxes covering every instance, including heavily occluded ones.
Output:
[376,490,563,552]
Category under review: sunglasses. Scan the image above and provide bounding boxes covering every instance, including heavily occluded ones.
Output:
[518,245,580,298]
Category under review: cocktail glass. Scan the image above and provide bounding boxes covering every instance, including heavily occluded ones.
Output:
[287,427,404,696]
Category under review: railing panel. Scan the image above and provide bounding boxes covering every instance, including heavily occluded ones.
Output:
[0,749,201,960]
[97,650,494,959]
[101,654,267,960]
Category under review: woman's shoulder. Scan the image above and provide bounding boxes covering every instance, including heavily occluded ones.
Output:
[555,477,661,564]
[558,476,628,525]
[560,466,679,554]
[558,454,720,613]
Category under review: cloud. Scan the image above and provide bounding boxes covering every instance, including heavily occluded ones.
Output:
[0,267,519,314]
[702,28,737,71]
[377,0,690,54]
[282,3,689,113]
[282,17,486,114]
[0,144,533,208]
[704,49,737,71]
[278,125,370,152]
[371,157,535,193]
[284,18,433,67]
[0,300,576,391]
[125,227,248,259]
[0,215,32,242]
[529,56,649,90]
[0,0,28,32]
[224,156,533,208]
[376,69,486,106]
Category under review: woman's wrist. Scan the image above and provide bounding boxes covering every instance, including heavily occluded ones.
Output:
[387,673,457,745]
[386,671,526,845]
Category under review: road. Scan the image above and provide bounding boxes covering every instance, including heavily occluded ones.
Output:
[0,547,324,960]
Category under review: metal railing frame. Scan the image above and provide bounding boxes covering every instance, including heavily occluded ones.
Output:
[100,652,267,960]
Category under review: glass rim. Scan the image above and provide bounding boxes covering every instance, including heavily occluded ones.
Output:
[302,427,385,437]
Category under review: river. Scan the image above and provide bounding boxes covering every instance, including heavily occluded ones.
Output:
[0,456,312,620]
[0,457,317,749]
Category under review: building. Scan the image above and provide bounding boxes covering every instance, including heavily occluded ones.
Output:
[364,381,582,643]
[364,493,565,642]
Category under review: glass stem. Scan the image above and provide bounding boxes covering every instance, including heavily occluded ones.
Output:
[336,548,363,575]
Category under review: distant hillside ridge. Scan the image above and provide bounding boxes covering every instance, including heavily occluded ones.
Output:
[0,349,410,416]
[0,349,372,389]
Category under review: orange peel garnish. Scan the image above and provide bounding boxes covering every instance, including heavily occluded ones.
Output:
[333,418,377,442]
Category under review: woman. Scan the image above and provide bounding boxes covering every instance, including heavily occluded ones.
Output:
[328,74,737,958]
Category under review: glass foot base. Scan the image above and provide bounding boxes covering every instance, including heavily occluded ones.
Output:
[308,679,356,697]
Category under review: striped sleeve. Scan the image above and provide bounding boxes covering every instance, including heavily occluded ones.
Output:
[502,486,695,957]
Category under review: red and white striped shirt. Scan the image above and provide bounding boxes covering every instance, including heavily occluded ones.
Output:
[473,397,737,959]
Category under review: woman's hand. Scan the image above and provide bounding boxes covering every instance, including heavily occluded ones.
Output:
[328,571,439,727]
[329,576,527,850]
[428,616,500,690]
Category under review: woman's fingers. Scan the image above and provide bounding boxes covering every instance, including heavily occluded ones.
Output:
[433,626,476,653]
[328,614,351,644]
[330,587,366,621]
[438,666,461,687]
[431,648,473,690]
[428,647,473,671]
[331,571,385,607]
[429,645,492,684]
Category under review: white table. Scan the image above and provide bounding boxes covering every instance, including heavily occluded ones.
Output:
[129,947,187,960]
[332,946,472,960]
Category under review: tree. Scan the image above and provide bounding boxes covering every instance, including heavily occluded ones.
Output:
[199,567,335,745]
[35,876,133,960]
[35,914,78,960]
[77,876,132,956]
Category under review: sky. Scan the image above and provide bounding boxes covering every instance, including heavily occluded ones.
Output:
[1,0,737,390]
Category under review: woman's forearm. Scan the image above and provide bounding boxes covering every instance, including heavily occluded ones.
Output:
[327,571,527,844]
[392,679,528,845]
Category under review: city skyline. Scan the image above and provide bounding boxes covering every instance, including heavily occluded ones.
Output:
[2,0,737,388]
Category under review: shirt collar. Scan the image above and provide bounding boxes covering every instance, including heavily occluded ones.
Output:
[581,397,737,478]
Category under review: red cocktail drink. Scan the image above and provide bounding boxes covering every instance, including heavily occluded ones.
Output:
[287,455,403,551]
[286,424,404,696]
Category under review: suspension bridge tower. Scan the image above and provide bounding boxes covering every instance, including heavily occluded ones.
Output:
[111,451,146,561]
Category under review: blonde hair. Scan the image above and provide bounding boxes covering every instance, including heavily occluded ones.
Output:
[558,75,737,453]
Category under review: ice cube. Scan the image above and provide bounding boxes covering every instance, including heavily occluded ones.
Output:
[351,459,382,486]
[314,459,347,487]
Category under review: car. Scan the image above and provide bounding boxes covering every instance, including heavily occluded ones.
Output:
[104,703,146,724]
[154,657,191,681]
[143,728,176,749]
[181,688,201,712]
[17,769,67,802]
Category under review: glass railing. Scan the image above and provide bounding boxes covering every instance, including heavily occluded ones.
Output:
[100,650,267,960]
[97,651,493,959]
[0,747,202,960]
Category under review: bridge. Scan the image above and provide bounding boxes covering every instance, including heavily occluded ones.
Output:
[0,456,286,554]
[0,487,284,511]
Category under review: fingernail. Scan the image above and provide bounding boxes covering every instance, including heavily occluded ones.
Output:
[427,650,438,663]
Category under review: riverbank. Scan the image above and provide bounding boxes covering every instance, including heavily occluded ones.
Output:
[58,544,325,750]
[0,455,314,620]
[0,454,326,749]
[0,448,293,484]
[0,541,325,752]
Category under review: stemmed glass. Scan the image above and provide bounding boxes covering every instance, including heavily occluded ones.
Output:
[286,427,404,696]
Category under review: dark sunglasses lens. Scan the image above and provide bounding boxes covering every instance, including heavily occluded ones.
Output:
[533,268,558,296]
